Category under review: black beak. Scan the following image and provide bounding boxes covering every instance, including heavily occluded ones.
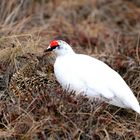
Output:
[44,45,59,52]
[44,46,53,52]
[44,48,52,52]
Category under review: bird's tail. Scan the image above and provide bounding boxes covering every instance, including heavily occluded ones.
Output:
[124,90,140,114]
[133,105,140,114]
[129,97,140,114]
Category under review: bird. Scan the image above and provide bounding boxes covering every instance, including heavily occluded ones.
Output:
[44,40,140,114]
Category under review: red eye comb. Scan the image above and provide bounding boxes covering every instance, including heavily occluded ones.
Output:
[50,40,59,48]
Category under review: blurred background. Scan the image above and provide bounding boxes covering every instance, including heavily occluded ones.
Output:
[0,0,140,47]
[0,0,140,139]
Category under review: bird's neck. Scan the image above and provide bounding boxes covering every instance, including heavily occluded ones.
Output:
[56,50,75,57]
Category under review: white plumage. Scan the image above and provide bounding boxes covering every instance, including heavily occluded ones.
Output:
[45,40,140,114]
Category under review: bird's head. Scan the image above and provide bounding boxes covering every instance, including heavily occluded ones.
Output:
[44,40,74,56]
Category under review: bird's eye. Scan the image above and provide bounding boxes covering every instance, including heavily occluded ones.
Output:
[57,45,61,49]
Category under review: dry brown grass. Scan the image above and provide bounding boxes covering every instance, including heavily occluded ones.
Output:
[0,0,140,139]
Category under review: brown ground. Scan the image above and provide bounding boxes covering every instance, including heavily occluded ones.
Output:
[0,0,140,139]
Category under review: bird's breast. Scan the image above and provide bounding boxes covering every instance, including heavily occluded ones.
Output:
[54,58,87,94]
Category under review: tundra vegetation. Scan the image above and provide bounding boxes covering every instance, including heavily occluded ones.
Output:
[0,0,140,139]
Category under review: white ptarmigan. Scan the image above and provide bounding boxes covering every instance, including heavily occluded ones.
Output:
[45,40,140,114]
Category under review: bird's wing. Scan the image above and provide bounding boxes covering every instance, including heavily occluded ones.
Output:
[69,54,139,109]
[72,54,116,98]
